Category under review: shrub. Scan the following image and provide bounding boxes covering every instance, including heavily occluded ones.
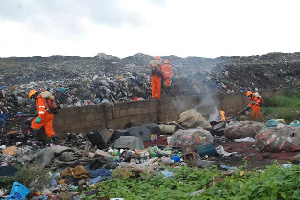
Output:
[263,96,300,107]
[262,107,300,123]
[14,165,50,191]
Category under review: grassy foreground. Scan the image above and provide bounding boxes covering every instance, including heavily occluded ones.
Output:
[82,163,300,200]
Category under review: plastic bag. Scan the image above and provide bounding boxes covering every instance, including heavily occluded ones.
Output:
[4,182,30,200]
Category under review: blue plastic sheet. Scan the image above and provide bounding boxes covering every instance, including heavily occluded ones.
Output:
[265,119,282,127]
[289,120,300,127]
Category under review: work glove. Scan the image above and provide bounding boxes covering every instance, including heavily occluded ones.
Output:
[251,101,255,104]
[171,77,175,81]
[35,117,41,124]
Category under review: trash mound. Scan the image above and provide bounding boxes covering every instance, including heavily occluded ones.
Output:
[177,109,212,130]
[255,126,300,152]
[169,127,214,146]
[224,121,264,139]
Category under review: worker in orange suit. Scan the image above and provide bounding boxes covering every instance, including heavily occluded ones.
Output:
[246,91,263,121]
[161,59,174,87]
[28,89,60,144]
[149,56,162,99]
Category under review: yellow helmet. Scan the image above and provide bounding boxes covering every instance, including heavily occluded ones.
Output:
[246,91,252,97]
[28,89,37,99]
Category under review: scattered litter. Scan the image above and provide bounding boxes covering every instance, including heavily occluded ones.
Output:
[216,145,237,157]
[234,137,255,143]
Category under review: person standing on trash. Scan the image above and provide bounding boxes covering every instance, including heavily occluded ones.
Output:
[160,59,174,87]
[149,56,163,99]
[28,89,60,144]
[0,108,10,132]
[238,91,263,121]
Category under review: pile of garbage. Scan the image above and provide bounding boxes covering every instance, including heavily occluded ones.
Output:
[1,109,299,199]
[1,52,300,102]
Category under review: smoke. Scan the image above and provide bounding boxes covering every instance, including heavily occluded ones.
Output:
[194,88,221,121]
[169,65,225,121]
[209,106,220,121]
[170,84,221,122]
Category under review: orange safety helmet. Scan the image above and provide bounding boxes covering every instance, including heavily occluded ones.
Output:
[164,59,169,64]
[154,56,160,60]
[246,91,252,97]
[28,89,37,99]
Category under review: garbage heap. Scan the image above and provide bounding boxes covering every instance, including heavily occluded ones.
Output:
[0,109,300,199]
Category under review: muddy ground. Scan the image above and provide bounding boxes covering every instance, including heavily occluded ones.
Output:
[144,135,299,170]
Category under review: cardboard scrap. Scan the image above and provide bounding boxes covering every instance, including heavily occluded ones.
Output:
[2,146,17,156]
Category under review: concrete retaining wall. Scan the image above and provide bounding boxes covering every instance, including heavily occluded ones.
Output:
[53,88,286,138]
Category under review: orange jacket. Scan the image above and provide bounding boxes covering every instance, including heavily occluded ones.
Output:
[161,64,174,79]
[248,96,261,109]
[36,95,49,117]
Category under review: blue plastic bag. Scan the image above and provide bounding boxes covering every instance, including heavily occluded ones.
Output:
[3,182,30,200]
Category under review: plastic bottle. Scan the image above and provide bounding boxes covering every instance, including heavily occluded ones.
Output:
[150,152,156,157]
[161,157,174,165]
[112,149,120,156]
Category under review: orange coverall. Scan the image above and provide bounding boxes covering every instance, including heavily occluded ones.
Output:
[150,65,162,99]
[248,96,263,121]
[31,95,56,137]
[161,64,174,87]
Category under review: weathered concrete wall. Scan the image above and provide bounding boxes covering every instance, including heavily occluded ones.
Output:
[53,105,106,138]
[53,88,286,138]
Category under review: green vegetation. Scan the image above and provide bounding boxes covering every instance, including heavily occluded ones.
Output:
[262,89,300,123]
[13,165,50,191]
[263,95,300,107]
[82,164,300,200]
[0,176,15,190]
[262,107,300,123]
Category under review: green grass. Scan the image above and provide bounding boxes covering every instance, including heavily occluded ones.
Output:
[81,164,300,200]
[261,92,300,123]
[264,95,300,107]
[262,107,300,123]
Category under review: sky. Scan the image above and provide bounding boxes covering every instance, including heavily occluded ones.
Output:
[0,0,300,58]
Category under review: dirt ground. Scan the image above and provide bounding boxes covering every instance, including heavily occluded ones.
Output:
[144,135,299,170]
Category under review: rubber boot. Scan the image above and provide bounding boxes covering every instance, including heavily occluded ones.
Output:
[30,129,40,141]
[51,135,60,145]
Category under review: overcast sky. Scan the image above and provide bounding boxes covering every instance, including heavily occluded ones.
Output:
[0,0,299,58]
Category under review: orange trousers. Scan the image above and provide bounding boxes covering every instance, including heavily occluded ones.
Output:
[164,78,171,87]
[251,106,263,121]
[31,113,56,137]
[151,75,161,99]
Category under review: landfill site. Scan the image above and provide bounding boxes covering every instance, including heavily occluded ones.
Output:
[0,52,300,199]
